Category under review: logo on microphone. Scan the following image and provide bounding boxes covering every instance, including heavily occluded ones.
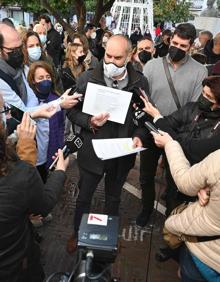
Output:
[74,137,83,149]
[66,134,76,142]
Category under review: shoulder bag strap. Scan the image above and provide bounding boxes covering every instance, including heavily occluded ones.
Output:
[197,235,220,242]
[162,57,181,110]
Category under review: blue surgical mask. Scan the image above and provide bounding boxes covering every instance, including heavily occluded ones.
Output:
[28,46,42,62]
[39,34,47,45]
[35,80,52,99]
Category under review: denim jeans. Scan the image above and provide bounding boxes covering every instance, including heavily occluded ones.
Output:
[179,246,206,282]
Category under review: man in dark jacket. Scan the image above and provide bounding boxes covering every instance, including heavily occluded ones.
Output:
[66,35,150,253]
[204,33,220,65]
[39,15,62,67]
[154,29,172,58]
[130,27,143,47]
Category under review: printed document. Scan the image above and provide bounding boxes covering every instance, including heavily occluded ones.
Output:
[82,82,132,124]
[92,138,146,160]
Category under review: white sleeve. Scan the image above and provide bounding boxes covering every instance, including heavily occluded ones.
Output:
[0,78,61,113]
[0,78,27,111]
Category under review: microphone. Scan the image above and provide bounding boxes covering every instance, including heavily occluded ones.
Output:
[133,109,160,134]
[131,87,148,109]
[49,133,84,171]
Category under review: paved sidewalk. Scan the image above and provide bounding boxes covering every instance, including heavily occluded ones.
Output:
[40,157,180,282]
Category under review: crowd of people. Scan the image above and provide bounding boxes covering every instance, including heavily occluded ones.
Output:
[0,13,220,282]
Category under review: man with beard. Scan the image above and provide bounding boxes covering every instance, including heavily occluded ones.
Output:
[136,23,207,228]
[0,23,79,131]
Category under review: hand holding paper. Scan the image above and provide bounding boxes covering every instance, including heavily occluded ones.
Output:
[132,137,143,148]
[90,112,110,127]
[83,83,132,124]
[92,138,146,160]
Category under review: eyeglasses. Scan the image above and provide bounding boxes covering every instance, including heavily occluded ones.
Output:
[2,45,23,52]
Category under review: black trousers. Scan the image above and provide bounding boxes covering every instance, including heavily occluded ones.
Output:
[139,145,162,214]
[139,145,193,217]
[74,165,129,233]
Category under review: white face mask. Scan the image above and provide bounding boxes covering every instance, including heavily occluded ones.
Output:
[91,32,96,39]
[102,36,109,43]
[28,46,42,62]
[103,61,127,79]
[56,26,63,33]
[39,34,47,45]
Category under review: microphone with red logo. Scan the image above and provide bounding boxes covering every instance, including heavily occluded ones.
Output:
[49,133,84,171]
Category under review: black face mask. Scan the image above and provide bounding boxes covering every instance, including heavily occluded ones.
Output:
[6,48,24,69]
[198,94,214,112]
[168,46,186,62]
[138,50,152,64]
[78,55,86,64]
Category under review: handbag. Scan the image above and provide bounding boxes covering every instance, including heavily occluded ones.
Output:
[163,202,220,249]
[162,57,181,110]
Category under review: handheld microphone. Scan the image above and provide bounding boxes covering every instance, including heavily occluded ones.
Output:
[67,86,84,103]
[49,133,84,171]
[133,109,160,134]
[131,88,148,109]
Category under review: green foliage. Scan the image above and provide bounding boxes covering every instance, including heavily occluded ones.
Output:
[0,0,74,15]
[154,0,191,23]
[85,0,97,12]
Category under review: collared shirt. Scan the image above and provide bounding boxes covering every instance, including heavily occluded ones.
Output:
[104,71,129,90]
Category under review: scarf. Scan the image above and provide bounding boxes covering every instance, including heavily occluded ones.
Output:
[0,58,27,104]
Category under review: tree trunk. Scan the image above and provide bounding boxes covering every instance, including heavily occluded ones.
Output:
[93,0,103,25]
[40,0,77,40]
[93,0,115,26]
[73,0,86,32]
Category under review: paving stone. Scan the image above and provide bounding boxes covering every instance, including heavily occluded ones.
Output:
[40,157,179,282]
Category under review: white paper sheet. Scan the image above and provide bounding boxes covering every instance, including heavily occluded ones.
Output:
[92,138,146,160]
[82,82,132,124]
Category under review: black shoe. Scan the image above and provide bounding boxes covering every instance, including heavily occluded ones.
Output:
[136,209,151,227]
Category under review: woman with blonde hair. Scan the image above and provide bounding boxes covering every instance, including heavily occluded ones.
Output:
[62,43,87,90]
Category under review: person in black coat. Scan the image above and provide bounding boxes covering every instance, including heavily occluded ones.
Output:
[154,29,172,58]
[130,27,143,47]
[203,34,220,65]
[140,76,220,215]
[66,35,150,253]
[39,15,62,68]
[0,107,69,281]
